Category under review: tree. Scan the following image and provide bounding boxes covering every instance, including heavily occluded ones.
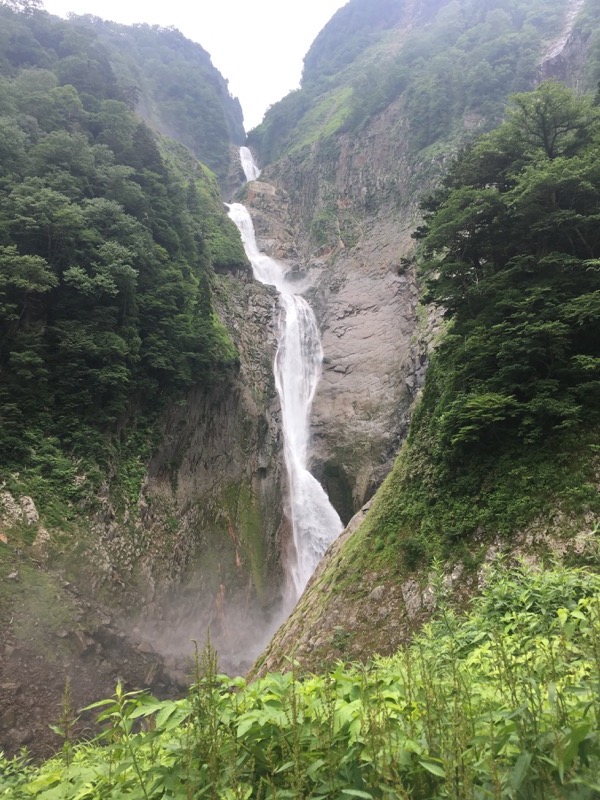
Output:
[417,83,600,451]
[7,181,85,266]
[505,81,594,160]
[0,245,56,328]
[0,0,42,14]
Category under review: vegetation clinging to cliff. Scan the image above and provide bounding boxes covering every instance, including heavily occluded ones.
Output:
[78,18,245,180]
[417,81,600,455]
[0,4,245,179]
[360,82,600,562]
[301,0,406,88]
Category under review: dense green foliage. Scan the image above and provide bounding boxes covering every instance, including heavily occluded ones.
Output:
[417,82,600,451]
[0,2,245,180]
[302,0,406,88]
[350,83,600,560]
[0,4,245,506]
[3,563,600,797]
[76,18,245,181]
[353,0,566,147]
[250,0,568,165]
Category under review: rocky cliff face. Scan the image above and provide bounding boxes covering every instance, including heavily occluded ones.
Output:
[85,265,287,670]
[245,0,587,526]
[0,265,287,759]
[540,0,592,87]
[243,0,598,673]
[243,98,439,522]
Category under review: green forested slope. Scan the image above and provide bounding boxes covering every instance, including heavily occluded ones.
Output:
[371,82,600,561]
[249,0,571,166]
[301,0,407,87]
[0,5,244,178]
[76,18,245,180]
[0,3,246,515]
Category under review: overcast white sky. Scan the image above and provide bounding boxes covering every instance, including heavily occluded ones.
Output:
[42,0,348,130]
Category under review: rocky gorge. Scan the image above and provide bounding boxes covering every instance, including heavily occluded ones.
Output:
[0,256,287,758]
[2,0,600,770]
[242,163,428,522]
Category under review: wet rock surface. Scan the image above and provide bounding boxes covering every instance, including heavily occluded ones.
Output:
[244,100,434,521]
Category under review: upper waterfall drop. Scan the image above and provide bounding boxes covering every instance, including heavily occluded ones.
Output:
[240,146,261,182]
[228,150,343,599]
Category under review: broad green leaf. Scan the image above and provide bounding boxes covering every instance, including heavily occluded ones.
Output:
[129,699,167,719]
[307,758,326,779]
[161,706,192,732]
[510,752,532,792]
[155,701,180,729]
[419,759,446,778]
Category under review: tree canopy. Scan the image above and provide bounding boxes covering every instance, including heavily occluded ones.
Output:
[352,82,600,559]
[251,0,568,165]
[416,82,600,453]
[77,19,245,180]
[0,2,246,503]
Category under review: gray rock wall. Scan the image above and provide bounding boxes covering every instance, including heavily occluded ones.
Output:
[243,99,433,521]
[0,265,288,761]
[82,268,288,672]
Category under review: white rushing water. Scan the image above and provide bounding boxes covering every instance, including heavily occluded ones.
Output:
[228,152,343,598]
[541,0,585,63]
[240,146,261,182]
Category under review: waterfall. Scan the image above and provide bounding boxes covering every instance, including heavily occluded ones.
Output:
[227,152,343,598]
[240,146,261,182]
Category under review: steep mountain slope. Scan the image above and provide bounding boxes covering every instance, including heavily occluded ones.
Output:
[246,0,589,522]
[0,7,245,181]
[2,0,600,765]
[249,2,600,672]
[0,4,283,759]
[75,18,246,183]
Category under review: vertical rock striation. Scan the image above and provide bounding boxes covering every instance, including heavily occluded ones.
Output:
[89,268,287,672]
[244,102,432,523]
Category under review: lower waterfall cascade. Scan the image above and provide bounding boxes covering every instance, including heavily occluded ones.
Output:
[228,150,343,599]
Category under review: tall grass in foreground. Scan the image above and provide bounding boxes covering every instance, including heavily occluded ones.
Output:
[2,562,600,799]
